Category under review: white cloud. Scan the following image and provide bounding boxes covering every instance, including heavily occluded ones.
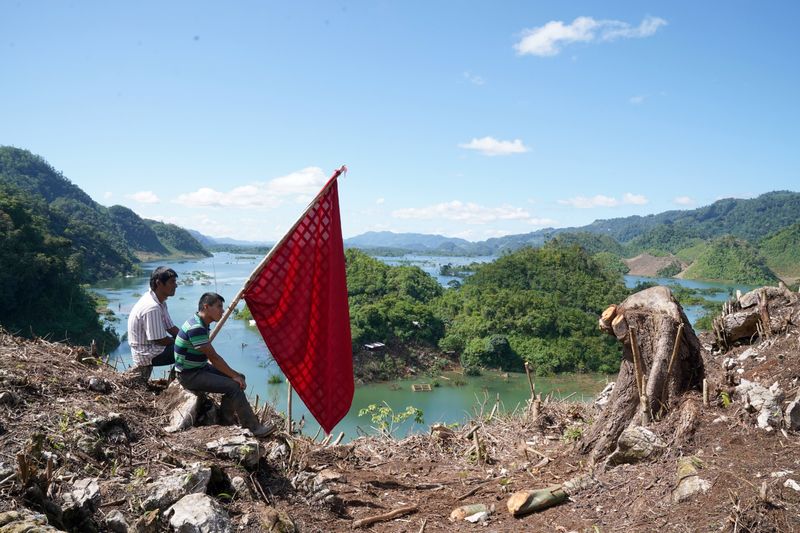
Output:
[103,191,113,200]
[458,136,530,156]
[376,198,385,205]
[630,95,646,105]
[673,196,694,206]
[463,71,485,85]
[515,15,667,57]
[559,192,649,208]
[175,166,327,208]
[392,200,546,225]
[623,192,648,205]
[128,191,160,204]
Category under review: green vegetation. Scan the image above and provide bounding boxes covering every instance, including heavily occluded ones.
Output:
[592,252,630,276]
[439,262,481,278]
[546,232,625,256]
[435,245,630,375]
[358,402,425,437]
[267,374,284,384]
[760,222,800,278]
[0,146,210,282]
[681,236,779,284]
[656,261,684,277]
[0,181,119,351]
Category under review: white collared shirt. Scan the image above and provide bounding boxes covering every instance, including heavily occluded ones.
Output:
[127,289,175,366]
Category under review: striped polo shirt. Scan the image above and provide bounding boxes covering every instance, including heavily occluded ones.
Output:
[174,314,211,371]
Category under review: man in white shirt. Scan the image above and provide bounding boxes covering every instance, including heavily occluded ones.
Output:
[127,266,179,380]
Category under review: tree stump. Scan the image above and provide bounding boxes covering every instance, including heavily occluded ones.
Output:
[712,285,799,350]
[583,286,704,462]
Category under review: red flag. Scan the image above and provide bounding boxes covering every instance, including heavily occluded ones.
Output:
[243,168,353,434]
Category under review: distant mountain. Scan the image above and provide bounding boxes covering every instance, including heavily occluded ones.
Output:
[187,229,272,247]
[345,231,471,251]
[761,222,800,279]
[0,146,210,281]
[680,236,779,285]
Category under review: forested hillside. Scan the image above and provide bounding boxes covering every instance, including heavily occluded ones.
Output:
[760,222,800,279]
[0,146,210,281]
[0,182,118,350]
[680,236,779,285]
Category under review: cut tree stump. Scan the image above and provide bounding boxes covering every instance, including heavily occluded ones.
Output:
[712,285,799,350]
[582,286,704,462]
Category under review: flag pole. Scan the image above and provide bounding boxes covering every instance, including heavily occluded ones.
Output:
[209,165,347,342]
[287,383,293,433]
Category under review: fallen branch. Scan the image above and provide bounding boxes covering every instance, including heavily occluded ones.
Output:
[352,505,418,528]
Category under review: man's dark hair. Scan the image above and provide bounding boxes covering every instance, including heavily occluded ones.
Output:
[150,267,178,291]
[198,292,225,311]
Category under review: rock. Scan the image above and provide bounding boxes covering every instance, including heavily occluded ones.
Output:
[737,348,757,361]
[607,426,666,465]
[256,504,296,533]
[166,493,232,533]
[735,379,784,429]
[162,381,203,433]
[231,476,249,499]
[88,376,111,393]
[0,510,62,531]
[62,477,101,513]
[142,463,212,511]
[672,457,711,503]
[722,357,737,370]
[784,400,800,430]
[267,442,289,462]
[594,382,615,407]
[0,390,19,406]
[104,510,129,532]
[133,509,160,533]
[784,479,800,492]
[206,432,260,468]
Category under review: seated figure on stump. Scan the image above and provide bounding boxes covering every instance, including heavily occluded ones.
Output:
[127,266,179,381]
[175,292,275,438]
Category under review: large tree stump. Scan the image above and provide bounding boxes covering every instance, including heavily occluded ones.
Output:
[582,286,704,462]
[713,285,799,350]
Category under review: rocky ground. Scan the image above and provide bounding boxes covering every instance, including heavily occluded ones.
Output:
[1,287,800,532]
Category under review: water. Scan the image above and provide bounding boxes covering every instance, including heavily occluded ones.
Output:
[94,252,607,440]
[623,274,759,325]
[373,254,496,285]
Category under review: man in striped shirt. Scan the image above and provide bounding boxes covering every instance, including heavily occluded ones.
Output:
[127,267,179,380]
[175,292,275,438]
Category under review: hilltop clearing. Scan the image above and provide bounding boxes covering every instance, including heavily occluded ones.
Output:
[624,253,685,277]
[2,283,800,531]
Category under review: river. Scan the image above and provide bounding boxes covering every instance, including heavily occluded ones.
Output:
[93,252,747,439]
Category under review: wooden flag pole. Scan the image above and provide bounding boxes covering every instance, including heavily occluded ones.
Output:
[209,166,347,342]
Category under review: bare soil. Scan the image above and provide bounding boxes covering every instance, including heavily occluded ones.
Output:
[625,254,686,278]
[1,318,800,532]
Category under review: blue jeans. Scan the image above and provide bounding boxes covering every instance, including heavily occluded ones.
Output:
[177,365,259,429]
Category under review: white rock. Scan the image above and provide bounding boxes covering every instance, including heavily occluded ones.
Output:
[735,379,784,429]
[142,463,212,511]
[465,511,489,523]
[104,510,129,533]
[785,400,800,430]
[784,479,800,492]
[167,493,232,533]
[722,358,737,370]
[206,433,260,468]
[737,348,756,361]
[770,470,793,478]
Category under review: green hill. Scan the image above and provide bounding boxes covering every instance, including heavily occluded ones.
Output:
[146,220,211,257]
[108,205,169,256]
[681,236,779,284]
[0,181,118,351]
[436,245,630,374]
[760,222,800,279]
[0,146,210,280]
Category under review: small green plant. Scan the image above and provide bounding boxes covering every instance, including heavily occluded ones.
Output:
[452,376,467,387]
[358,402,425,438]
[74,409,87,422]
[720,391,731,408]
[58,414,70,433]
[562,424,583,442]
[267,374,284,384]
[133,466,147,480]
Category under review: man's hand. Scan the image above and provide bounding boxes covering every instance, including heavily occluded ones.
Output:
[232,374,246,390]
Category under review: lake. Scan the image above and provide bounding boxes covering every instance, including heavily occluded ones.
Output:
[93,252,745,440]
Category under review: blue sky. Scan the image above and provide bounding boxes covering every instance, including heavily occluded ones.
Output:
[1,1,798,241]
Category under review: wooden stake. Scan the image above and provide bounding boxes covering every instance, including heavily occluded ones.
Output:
[524,362,536,400]
[630,327,650,424]
[352,505,418,528]
[330,432,345,446]
[286,383,293,434]
[661,322,685,404]
[703,379,709,406]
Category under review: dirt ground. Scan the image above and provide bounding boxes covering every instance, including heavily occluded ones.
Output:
[1,315,800,532]
[624,254,686,277]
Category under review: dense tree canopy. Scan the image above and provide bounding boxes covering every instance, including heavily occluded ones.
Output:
[0,182,118,351]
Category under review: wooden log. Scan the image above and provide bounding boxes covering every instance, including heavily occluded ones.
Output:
[450,504,489,521]
[353,505,418,528]
[612,314,629,341]
[630,328,651,425]
[523,362,536,400]
[507,485,567,517]
[599,305,618,333]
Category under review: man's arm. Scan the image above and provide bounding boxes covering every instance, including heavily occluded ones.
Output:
[167,325,179,337]
[196,344,246,390]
